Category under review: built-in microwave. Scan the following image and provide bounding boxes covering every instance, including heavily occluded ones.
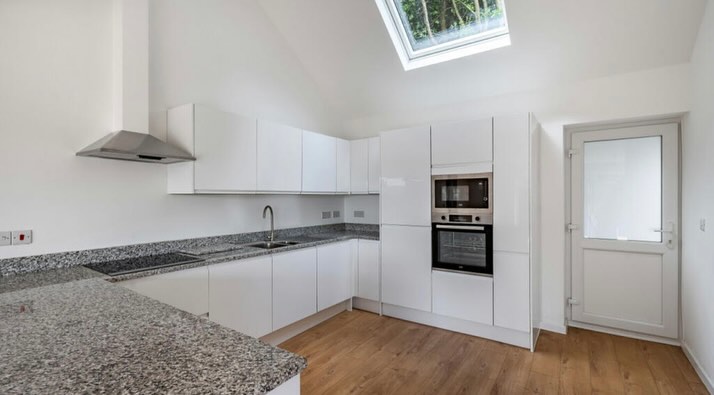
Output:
[432,173,492,224]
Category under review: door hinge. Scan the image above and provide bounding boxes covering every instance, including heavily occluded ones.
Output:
[567,298,580,306]
[568,149,578,158]
[567,223,578,231]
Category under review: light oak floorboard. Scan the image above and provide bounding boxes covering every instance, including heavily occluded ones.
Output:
[279,310,707,395]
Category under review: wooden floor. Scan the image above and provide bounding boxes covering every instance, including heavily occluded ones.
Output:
[279,310,708,395]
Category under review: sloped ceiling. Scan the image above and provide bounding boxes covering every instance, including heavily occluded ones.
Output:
[259,0,707,121]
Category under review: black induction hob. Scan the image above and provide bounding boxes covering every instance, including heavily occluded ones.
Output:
[83,253,203,276]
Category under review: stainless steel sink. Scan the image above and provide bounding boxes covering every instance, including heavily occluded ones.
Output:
[247,240,300,250]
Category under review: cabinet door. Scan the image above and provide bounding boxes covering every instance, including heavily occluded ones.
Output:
[368,137,381,193]
[336,138,351,193]
[381,225,431,312]
[350,139,369,194]
[357,239,380,301]
[493,114,530,253]
[431,118,492,168]
[317,241,352,310]
[493,251,530,332]
[257,120,302,192]
[302,130,337,193]
[194,105,257,191]
[432,270,493,325]
[119,266,208,316]
[208,257,272,338]
[272,248,318,330]
[380,126,431,226]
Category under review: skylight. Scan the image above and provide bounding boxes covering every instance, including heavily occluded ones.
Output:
[375,0,510,70]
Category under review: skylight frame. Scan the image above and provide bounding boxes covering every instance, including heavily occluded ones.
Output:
[375,0,511,70]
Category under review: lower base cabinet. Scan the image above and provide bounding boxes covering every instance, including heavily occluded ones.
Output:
[493,251,530,332]
[273,248,318,330]
[208,256,272,338]
[432,270,493,325]
[381,225,432,312]
[119,266,209,316]
[357,239,380,301]
[317,242,352,310]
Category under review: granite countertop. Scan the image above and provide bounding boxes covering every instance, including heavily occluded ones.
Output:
[0,226,378,394]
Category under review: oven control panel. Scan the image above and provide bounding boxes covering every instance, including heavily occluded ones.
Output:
[432,213,493,225]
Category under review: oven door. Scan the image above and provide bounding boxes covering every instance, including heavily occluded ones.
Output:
[432,224,493,275]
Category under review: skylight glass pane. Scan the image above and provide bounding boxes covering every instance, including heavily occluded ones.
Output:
[392,0,507,52]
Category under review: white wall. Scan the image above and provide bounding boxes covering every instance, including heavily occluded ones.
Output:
[344,195,380,224]
[682,0,714,389]
[0,0,343,260]
[343,63,692,331]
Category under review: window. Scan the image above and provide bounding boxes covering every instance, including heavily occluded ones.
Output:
[375,0,510,70]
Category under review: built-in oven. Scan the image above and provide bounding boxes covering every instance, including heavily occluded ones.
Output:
[432,221,493,276]
[432,173,492,224]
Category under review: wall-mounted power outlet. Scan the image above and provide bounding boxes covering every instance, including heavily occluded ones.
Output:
[12,230,32,245]
[333,210,340,218]
[0,232,11,246]
[322,211,332,219]
[354,210,365,218]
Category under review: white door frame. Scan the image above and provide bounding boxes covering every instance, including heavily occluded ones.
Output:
[563,114,683,344]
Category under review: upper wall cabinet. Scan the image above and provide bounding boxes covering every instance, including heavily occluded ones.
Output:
[257,120,302,193]
[368,137,381,193]
[302,130,337,193]
[431,118,493,175]
[380,126,431,226]
[167,104,257,194]
[336,138,350,194]
[350,139,369,194]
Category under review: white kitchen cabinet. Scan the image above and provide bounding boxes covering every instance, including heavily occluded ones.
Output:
[380,126,431,226]
[272,248,318,330]
[431,118,493,174]
[167,104,257,193]
[381,225,431,312]
[119,266,208,316]
[350,139,369,194]
[336,138,351,193]
[317,241,352,310]
[357,239,380,301]
[302,130,337,193]
[493,114,530,253]
[208,256,272,338]
[257,120,302,193]
[493,251,530,332]
[432,270,493,325]
[368,137,381,194]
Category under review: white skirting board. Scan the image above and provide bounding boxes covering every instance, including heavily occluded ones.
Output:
[261,300,349,346]
[352,297,380,314]
[381,303,531,349]
[539,320,568,335]
[682,341,714,395]
[568,320,680,346]
[267,374,300,395]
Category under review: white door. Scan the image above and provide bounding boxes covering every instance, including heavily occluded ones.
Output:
[570,123,679,338]
[317,242,352,310]
[256,120,302,192]
[272,248,317,330]
[302,130,336,193]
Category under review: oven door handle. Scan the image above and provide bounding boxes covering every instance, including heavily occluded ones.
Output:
[435,225,485,231]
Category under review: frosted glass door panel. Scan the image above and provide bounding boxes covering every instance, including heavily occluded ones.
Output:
[583,136,661,242]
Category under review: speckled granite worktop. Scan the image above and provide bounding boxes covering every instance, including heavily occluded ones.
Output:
[0,224,378,394]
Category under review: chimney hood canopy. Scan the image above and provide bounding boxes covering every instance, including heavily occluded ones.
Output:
[76,130,195,164]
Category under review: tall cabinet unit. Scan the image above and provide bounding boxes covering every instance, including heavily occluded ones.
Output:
[492,113,542,351]
[380,126,432,313]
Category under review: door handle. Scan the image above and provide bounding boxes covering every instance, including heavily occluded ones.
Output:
[654,222,675,249]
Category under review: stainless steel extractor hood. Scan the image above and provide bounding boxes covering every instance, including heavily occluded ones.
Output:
[76,0,194,165]
[76,130,195,164]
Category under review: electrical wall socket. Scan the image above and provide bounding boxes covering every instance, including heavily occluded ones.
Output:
[12,230,32,245]
[354,210,365,218]
[0,232,11,246]
[333,210,340,218]
[322,211,332,219]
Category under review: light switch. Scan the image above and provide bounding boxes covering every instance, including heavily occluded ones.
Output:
[0,232,11,246]
[11,230,32,245]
